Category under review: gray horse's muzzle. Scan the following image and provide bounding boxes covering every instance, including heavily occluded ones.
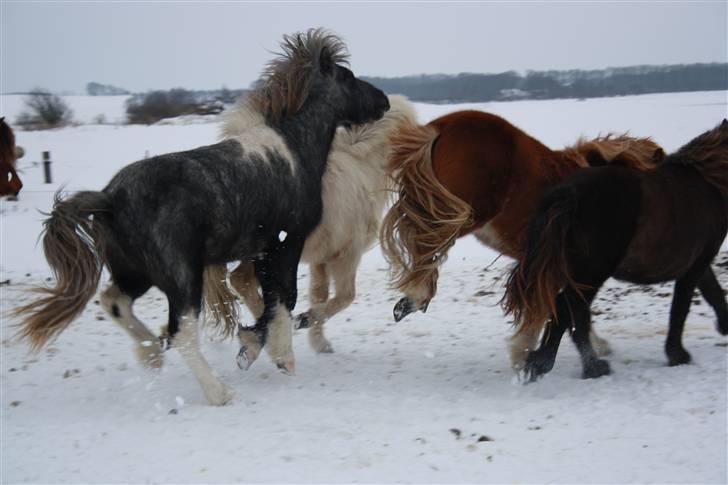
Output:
[393,296,430,322]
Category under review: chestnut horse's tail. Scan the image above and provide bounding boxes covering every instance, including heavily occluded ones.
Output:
[502,187,585,336]
[380,123,473,297]
[13,191,110,351]
[201,264,239,338]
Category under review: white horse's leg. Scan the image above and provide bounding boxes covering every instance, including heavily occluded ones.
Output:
[231,262,266,367]
[308,263,330,306]
[100,284,163,369]
[176,311,234,406]
[229,262,265,321]
[264,303,295,373]
[305,253,359,354]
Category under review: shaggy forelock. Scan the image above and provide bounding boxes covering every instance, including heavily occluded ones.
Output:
[250,28,349,122]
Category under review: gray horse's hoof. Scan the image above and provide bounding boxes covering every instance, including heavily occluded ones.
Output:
[295,313,310,329]
[236,346,254,370]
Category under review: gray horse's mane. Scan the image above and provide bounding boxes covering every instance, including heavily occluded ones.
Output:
[249,28,349,122]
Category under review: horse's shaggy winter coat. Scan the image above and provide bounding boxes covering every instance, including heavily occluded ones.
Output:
[379,111,665,368]
[503,120,728,381]
[202,95,418,354]
[13,29,389,405]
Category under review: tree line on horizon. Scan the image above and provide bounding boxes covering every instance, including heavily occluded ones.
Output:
[362,63,727,103]
[12,63,726,128]
[81,62,727,105]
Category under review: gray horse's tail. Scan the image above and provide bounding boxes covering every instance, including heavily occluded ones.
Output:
[13,191,111,351]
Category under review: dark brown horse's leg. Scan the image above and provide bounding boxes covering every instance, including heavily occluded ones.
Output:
[665,272,704,366]
[523,287,598,381]
[567,287,611,379]
[697,267,728,336]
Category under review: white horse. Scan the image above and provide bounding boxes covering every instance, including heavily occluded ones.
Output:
[202,95,418,361]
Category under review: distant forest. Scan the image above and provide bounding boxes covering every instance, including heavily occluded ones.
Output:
[362,63,727,103]
[79,63,727,105]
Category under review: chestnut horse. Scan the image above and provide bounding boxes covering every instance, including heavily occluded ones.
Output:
[380,110,664,369]
[0,118,23,197]
[503,120,728,381]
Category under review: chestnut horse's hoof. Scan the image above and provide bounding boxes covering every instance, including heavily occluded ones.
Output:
[393,297,417,322]
[582,359,611,379]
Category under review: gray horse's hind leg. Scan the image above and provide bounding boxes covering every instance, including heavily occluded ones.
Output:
[175,309,234,406]
[100,284,163,369]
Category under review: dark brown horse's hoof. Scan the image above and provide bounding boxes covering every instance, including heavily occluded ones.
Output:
[667,348,692,366]
[522,353,555,382]
[582,359,611,379]
[716,317,728,336]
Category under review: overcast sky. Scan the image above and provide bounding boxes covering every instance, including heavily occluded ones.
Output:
[1,1,726,94]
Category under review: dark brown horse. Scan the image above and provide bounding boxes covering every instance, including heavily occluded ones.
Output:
[503,120,728,380]
[0,118,23,197]
[380,110,664,368]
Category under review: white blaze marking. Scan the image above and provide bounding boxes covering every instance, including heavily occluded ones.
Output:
[278,230,288,242]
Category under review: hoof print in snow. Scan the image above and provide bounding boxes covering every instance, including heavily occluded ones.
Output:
[168,408,178,415]
[449,428,462,439]
[477,435,493,442]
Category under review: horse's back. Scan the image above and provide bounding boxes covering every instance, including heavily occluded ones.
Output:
[617,164,727,283]
[101,139,307,269]
[427,110,554,251]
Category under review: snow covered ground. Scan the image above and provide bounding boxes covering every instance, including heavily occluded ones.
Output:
[1,91,727,483]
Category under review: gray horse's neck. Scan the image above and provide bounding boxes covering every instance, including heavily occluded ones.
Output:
[277,100,339,179]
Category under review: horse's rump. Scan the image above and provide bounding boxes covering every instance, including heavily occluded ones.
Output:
[380,122,473,299]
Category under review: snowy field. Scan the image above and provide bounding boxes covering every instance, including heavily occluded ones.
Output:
[1,91,727,483]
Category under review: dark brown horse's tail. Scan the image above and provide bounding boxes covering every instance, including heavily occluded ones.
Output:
[502,187,584,336]
[13,191,110,351]
[380,123,473,297]
[201,264,239,338]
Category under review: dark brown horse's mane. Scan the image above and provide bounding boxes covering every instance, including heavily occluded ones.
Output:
[668,120,728,195]
[0,117,16,166]
[249,28,349,122]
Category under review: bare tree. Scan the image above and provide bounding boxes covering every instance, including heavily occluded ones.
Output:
[16,89,74,129]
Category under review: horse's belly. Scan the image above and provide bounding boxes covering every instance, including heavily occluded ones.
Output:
[615,233,703,284]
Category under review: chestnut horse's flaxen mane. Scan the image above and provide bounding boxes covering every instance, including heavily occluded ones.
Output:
[560,133,665,171]
[380,120,665,299]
